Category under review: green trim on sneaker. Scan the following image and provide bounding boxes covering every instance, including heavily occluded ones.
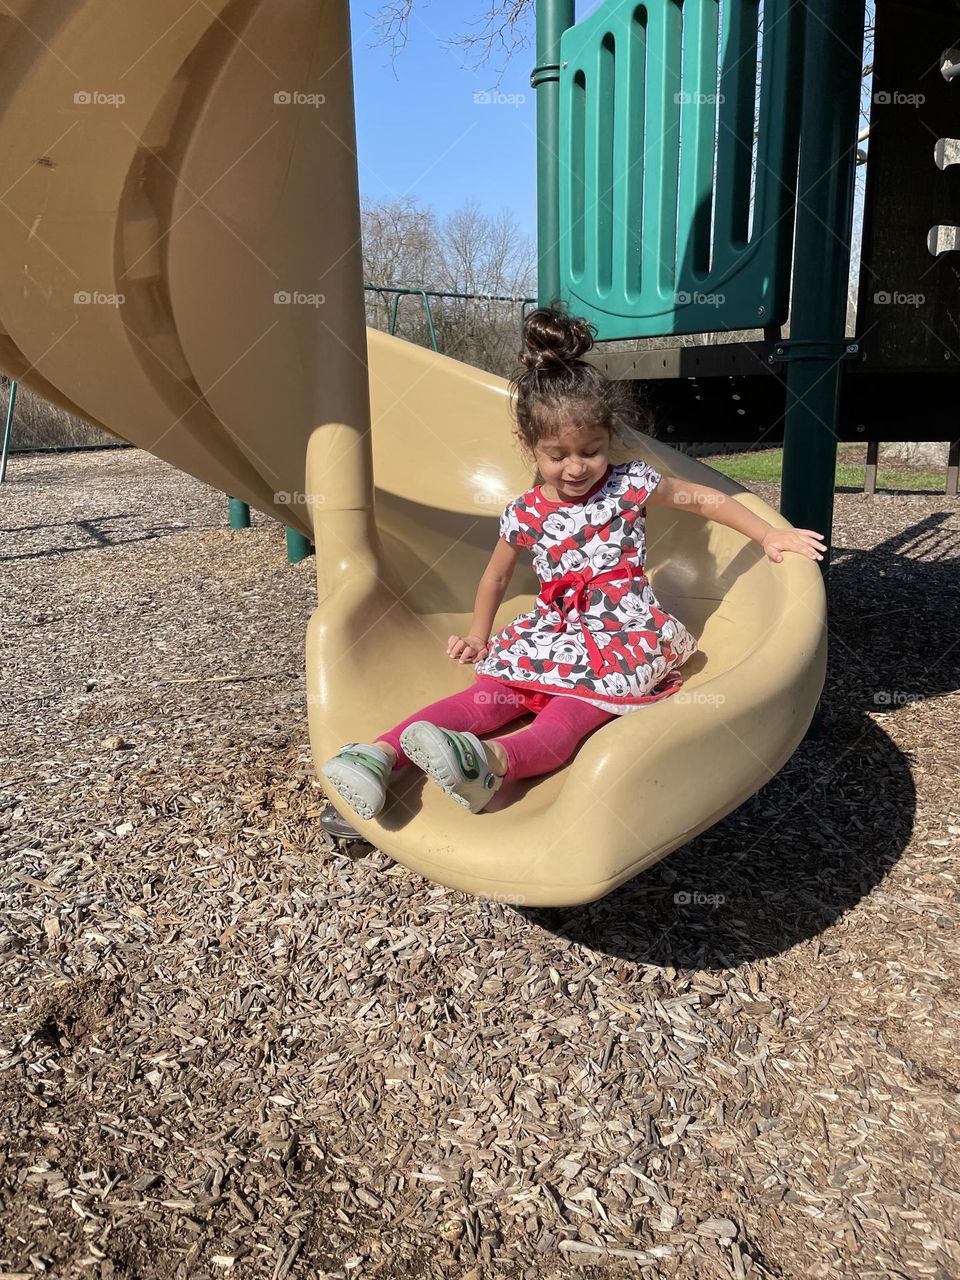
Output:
[442,728,482,779]
[398,721,504,814]
[320,742,391,821]
[337,744,390,780]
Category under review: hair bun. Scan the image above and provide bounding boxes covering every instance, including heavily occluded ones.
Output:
[520,305,595,372]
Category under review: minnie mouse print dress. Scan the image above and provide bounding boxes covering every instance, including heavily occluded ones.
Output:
[473,458,698,715]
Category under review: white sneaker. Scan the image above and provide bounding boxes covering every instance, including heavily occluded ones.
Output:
[399,722,504,813]
[320,743,392,820]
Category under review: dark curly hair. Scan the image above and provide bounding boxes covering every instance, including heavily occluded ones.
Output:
[508,302,653,456]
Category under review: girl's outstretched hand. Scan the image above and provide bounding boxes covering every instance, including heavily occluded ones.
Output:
[447,633,489,664]
[762,527,827,563]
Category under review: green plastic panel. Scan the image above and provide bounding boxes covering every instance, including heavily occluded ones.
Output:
[558,0,803,338]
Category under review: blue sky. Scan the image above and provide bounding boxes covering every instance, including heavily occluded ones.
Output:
[348,2,873,265]
[349,1,546,239]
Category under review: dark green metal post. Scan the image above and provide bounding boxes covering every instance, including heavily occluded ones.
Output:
[286,527,313,564]
[364,286,535,352]
[0,379,17,483]
[779,0,866,581]
[228,496,250,528]
[389,289,439,351]
[533,0,575,307]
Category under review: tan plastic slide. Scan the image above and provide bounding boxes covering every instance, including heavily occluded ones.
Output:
[0,1,826,905]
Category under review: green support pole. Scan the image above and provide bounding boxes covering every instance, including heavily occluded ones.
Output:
[229,495,312,563]
[0,379,17,483]
[286,527,313,564]
[779,0,865,741]
[228,496,250,528]
[779,0,866,583]
[365,285,535,353]
[388,289,439,351]
[533,0,575,308]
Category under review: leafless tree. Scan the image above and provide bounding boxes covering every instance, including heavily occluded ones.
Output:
[371,1,533,81]
[0,379,115,449]
[362,196,439,337]
[361,195,537,375]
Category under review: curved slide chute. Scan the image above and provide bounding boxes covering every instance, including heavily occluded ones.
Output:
[0,0,826,905]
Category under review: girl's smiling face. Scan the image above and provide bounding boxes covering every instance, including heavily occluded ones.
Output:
[526,423,611,503]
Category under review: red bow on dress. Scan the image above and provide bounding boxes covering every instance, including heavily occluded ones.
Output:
[538,560,647,677]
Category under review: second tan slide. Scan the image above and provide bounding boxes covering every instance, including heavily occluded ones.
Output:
[0,0,826,905]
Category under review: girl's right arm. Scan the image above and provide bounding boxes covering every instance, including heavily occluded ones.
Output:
[448,539,520,664]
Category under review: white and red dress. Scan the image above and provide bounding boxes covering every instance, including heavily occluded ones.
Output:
[473,458,698,715]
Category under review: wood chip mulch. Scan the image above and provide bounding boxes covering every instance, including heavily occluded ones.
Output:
[1,449,958,1280]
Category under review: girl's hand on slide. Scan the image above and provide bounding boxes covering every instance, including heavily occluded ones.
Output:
[762,528,827,563]
[447,633,489,664]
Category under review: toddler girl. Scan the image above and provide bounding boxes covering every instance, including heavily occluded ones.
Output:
[321,305,826,819]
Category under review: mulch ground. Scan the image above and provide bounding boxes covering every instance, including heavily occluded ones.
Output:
[1,448,958,1280]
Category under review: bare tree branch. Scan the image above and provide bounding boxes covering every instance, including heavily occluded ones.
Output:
[361,194,536,375]
[371,0,535,77]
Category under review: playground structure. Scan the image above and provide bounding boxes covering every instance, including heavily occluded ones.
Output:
[0,0,952,903]
[535,0,959,540]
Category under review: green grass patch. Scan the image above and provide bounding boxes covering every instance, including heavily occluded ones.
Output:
[704,445,947,492]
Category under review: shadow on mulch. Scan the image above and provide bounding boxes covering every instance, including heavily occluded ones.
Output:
[0,513,223,561]
[523,510,960,968]
[836,485,957,497]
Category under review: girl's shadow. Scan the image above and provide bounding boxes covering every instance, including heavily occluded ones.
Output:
[519,511,959,967]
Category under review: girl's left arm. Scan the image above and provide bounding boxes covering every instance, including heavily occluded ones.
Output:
[646,476,827,563]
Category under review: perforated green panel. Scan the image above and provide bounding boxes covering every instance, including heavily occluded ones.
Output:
[558,0,804,338]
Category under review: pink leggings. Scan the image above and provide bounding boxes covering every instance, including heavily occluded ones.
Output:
[376,676,616,781]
